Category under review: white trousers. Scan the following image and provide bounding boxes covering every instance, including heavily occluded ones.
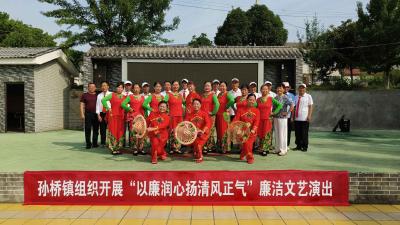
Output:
[274,118,288,154]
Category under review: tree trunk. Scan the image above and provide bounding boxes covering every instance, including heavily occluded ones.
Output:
[384,67,391,89]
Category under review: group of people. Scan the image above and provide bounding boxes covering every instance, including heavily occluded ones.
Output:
[80,78,313,164]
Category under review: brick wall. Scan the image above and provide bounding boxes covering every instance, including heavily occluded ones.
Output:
[34,60,70,132]
[68,89,83,130]
[1,172,398,203]
[0,173,23,203]
[349,172,400,204]
[0,65,35,133]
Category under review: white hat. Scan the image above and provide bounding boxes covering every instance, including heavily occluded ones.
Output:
[181,78,189,83]
[264,81,272,85]
[283,82,290,87]
[141,82,149,87]
[299,83,307,88]
[124,80,132,85]
[231,77,239,82]
[212,79,220,84]
[249,82,257,86]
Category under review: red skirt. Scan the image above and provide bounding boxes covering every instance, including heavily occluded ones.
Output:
[258,118,272,139]
[107,115,125,142]
[215,114,228,142]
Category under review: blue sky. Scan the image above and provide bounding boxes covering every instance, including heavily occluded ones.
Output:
[0,0,369,50]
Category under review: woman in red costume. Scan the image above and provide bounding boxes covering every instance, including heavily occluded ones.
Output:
[200,81,220,153]
[185,98,212,163]
[216,81,235,153]
[257,84,282,156]
[235,84,250,115]
[146,101,170,164]
[143,82,166,115]
[121,83,146,155]
[232,94,260,164]
[185,81,201,115]
[165,80,185,154]
[101,82,126,155]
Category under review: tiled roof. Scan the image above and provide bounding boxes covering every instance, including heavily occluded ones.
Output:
[0,47,59,59]
[87,46,302,59]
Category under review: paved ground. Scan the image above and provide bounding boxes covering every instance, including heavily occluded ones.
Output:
[0,204,399,225]
[0,130,399,172]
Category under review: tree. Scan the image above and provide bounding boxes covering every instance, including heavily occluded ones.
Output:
[298,17,336,84]
[0,12,56,47]
[356,0,400,89]
[214,8,250,46]
[188,33,212,47]
[38,0,180,47]
[329,20,362,85]
[246,4,287,46]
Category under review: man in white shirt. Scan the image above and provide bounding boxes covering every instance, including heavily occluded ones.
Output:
[228,77,242,119]
[264,81,276,98]
[179,78,189,99]
[161,80,172,97]
[249,82,261,99]
[122,80,133,96]
[293,83,313,152]
[141,82,151,100]
[212,79,221,96]
[96,81,111,147]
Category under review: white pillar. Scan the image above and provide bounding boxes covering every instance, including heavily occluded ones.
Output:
[257,60,264,87]
[121,58,128,81]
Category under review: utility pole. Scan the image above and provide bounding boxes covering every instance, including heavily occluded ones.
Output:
[256,0,259,5]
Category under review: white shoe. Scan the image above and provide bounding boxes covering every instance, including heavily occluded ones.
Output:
[271,149,280,154]
[278,151,287,156]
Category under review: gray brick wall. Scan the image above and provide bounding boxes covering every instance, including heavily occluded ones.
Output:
[107,60,122,90]
[264,62,279,88]
[0,173,23,203]
[68,89,83,130]
[350,172,400,204]
[295,57,304,88]
[82,56,93,92]
[34,60,70,132]
[0,65,35,133]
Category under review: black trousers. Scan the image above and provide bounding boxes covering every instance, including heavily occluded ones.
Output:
[84,112,99,146]
[287,118,292,145]
[99,112,107,145]
[294,121,309,149]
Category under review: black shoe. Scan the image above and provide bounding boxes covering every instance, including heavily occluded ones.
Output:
[140,150,146,155]
[86,145,92,149]
[133,150,138,156]
[92,144,99,148]
[261,151,268,156]
[169,150,175,155]
[301,148,308,152]
[202,150,208,155]
[293,146,301,151]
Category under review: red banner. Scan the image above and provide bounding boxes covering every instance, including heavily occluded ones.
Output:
[24,170,349,206]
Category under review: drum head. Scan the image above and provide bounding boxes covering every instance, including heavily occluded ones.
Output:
[227,121,251,144]
[132,114,147,138]
[174,121,198,145]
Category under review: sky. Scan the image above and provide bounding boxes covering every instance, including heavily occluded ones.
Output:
[0,0,370,50]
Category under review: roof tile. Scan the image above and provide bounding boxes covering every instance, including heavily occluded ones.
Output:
[87,46,302,59]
